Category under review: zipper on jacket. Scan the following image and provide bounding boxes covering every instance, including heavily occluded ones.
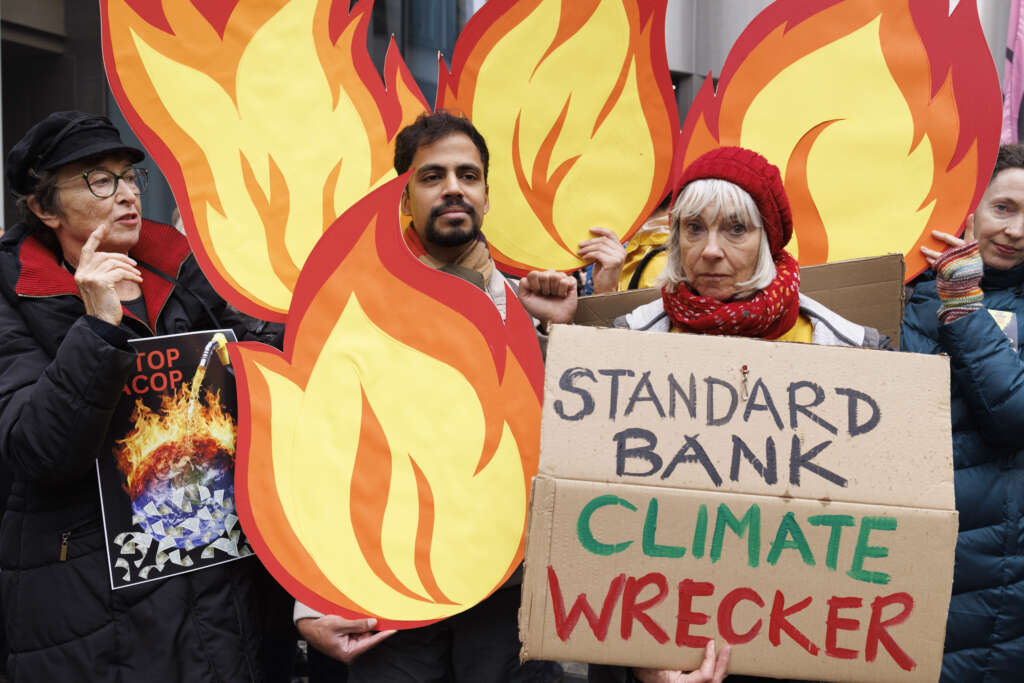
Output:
[58,531,71,562]
[58,517,102,562]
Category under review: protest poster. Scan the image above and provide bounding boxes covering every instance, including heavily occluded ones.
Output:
[520,324,956,682]
[96,329,253,589]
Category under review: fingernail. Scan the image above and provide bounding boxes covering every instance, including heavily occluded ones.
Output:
[367,618,377,628]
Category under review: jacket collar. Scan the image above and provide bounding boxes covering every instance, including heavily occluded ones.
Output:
[14,220,191,325]
[981,259,1024,291]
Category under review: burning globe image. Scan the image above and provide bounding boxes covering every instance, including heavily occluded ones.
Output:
[97,330,253,588]
[116,385,239,551]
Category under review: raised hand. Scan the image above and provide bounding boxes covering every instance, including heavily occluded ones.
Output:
[578,227,627,294]
[517,269,578,324]
[74,223,142,326]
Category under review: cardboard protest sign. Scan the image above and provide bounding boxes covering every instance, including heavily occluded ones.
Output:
[97,330,253,588]
[521,325,956,681]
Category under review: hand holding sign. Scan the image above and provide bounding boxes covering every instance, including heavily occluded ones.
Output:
[634,641,731,683]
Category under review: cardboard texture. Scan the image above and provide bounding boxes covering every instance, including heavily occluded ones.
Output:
[573,254,905,345]
[521,325,956,681]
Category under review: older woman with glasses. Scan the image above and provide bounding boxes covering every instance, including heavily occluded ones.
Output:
[0,111,288,682]
[589,146,891,683]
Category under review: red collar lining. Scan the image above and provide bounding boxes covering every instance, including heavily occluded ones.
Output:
[15,221,192,324]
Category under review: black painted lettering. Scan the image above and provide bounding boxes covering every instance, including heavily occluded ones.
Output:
[553,368,597,421]
[743,378,784,430]
[789,435,847,487]
[614,428,662,477]
[625,371,666,418]
[787,381,838,435]
[668,373,697,419]
[663,435,723,486]
[730,435,778,484]
[705,377,739,427]
[599,369,635,420]
[834,387,880,437]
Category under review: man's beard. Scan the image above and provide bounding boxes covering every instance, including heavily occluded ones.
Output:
[422,198,482,247]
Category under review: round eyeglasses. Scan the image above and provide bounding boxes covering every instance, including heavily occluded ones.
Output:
[56,167,149,198]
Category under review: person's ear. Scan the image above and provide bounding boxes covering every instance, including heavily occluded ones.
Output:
[965,213,976,241]
[27,196,61,230]
[400,186,411,217]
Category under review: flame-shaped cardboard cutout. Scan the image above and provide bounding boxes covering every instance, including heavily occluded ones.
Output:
[677,0,1001,279]
[100,0,1001,626]
[101,0,428,320]
[232,179,543,626]
[437,0,679,275]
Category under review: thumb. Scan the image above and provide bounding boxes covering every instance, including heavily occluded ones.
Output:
[334,617,378,634]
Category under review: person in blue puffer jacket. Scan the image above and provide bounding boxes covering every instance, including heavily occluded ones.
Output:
[901,143,1024,682]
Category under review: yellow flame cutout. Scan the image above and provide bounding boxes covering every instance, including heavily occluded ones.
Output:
[247,295,526,620]
[738,18,935,262]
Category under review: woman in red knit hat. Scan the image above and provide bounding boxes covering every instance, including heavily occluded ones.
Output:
[589,146,891,683]
[613,146,890,348]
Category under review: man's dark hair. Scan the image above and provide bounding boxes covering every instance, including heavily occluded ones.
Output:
[393,111,489,180]
[992,144,1024,180]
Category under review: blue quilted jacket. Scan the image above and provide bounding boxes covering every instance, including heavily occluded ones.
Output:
[901,262,1024,683]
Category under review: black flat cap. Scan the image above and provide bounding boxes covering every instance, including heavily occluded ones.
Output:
[6,111,145,195]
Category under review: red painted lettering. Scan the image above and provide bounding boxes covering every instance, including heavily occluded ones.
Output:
[621,572,669,643]
[825,596,861,659]
[166,348,180,365]
[548,566,624,642]
[769,591,819,655]
[147,350,165,370]
[866,592,915,671]
[169,369,183,389]
[675,578,714,647]
[718,587,763,644]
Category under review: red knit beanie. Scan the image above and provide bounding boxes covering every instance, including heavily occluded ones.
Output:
[677,146,792,256]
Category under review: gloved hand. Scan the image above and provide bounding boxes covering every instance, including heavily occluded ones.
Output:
[934,240,983,324]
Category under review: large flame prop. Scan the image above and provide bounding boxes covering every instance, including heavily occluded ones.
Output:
[233,180,542,626]
[102,0,427,319]
[101,0,1001,625]
[438,0,678,274]
[677,0,1000,278]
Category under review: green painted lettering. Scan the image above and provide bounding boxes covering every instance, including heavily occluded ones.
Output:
[642,498,686,558]
[577,495,637,556]
[766,511,815,567]
[710,503,760,567]
[847,516,897,585]
[808,514,855,571]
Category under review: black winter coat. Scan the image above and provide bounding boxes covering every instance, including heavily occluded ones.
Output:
[0,220,285,683]
[901,262,1024,682]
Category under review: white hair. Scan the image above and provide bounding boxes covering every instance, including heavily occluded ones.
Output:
[656,178,777,298]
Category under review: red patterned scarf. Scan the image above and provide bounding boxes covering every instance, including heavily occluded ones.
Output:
[661,250,801,339]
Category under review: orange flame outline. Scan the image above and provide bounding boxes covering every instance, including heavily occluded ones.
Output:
[437,0,679,275]
[101,0,428,320]
[232,178,543,628]
[675,0,1000,281]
